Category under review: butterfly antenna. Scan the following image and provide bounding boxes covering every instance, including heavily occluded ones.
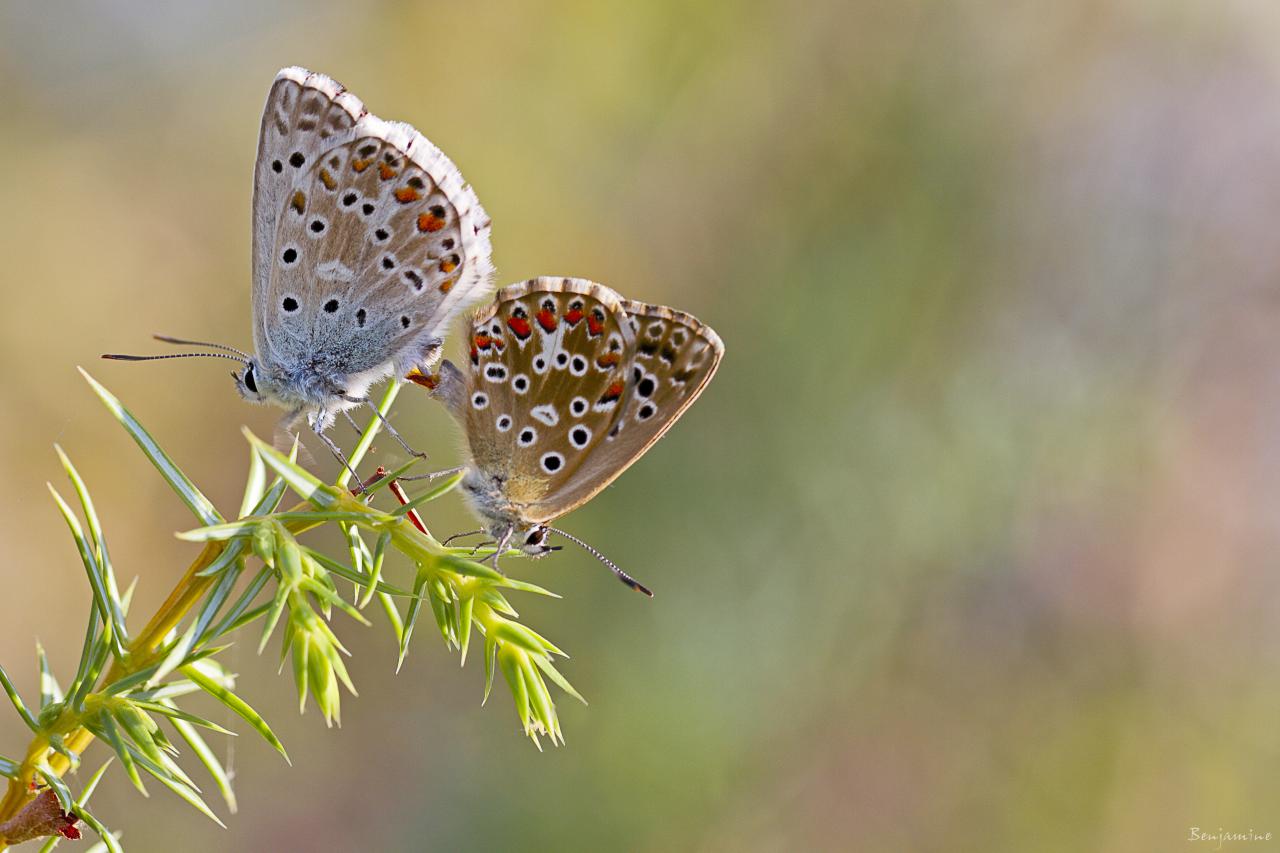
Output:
[152,335,250,359]
[548,527,654,597]
[101,351,246,363]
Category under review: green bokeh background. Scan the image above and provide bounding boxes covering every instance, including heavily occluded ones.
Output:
[1,2,1278,851]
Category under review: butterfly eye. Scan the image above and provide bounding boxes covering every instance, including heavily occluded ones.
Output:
[243,365,258,394]
[525,529,546,547]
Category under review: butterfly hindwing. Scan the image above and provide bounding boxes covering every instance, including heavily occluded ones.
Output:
[519,299,724,520]
[463,278,636,517]
[253,68,494,386]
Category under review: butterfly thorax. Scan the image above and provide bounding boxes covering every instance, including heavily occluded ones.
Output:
[459,467,548,545]
[252,355,391,426]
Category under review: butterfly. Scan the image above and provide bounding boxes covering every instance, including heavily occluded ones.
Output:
[105,67,494,464]
[423,277,724,595]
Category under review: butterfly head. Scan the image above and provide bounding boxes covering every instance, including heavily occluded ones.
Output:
[232,359,267,403]
[513,523,560,558]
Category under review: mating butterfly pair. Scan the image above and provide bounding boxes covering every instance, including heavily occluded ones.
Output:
[105,68,723,592]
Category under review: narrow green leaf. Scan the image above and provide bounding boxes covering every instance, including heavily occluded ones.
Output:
[47,485,128,660]
[131,700,235,736]
[36,643,62,709]
[377,592,404,649]
[438,554,505,581]
[93,716,145,795]
[397,564,433,670]
[531,655,586,705]
[499,648,531,730]
[130,748,226,827]
[0,755,20,779]
[206,565,273,642]
[304,548,412,597]
[191,553,243,641]
[522,662,557,742]
[176,520,262,543]
[389,469,465,517]
[112,704,164,766]
[491,620,565,658]
[80,369,222,525]
[359,532,391,608]
[457,594,475,665]
[180,665,288,762]
[194,541,243,577]
[239,444,267,519]
[165,701,236,814]
[34,765,74,812]
[483,633,498,705]
[66,602,102,709]
[54,446,128,634]
[0,663,39,731]
[148,620,201,689]
[244,429,337,508]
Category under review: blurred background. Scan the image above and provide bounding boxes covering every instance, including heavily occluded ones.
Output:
[1,1,1279,850]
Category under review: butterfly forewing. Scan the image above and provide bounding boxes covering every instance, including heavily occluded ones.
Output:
[252,67,494,386]
[253,68,365,357]
[465,278,636,516]
[520,299,724,520]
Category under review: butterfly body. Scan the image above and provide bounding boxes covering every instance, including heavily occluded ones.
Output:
[430,277,724,568]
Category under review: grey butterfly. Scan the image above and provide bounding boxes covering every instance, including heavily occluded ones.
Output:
[106,67,494,464]
[426,277,724,594]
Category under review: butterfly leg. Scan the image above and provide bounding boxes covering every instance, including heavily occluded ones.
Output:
[442,529,486,547]
[312,425,366,491]
[398,465,465,483]
[343,396,428,460]
[480,527,514,573]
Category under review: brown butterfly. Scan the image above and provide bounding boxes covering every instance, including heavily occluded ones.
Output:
[424,277,723,594]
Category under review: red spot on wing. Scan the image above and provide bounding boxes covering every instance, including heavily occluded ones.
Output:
[536,308,557,333]
[586,313,604,336]
[565,307,584,325]
[508,316,532,339]
[599,381,624,403]
[596,352,621,368]
[470,344,479,365]
[474,334,494,350]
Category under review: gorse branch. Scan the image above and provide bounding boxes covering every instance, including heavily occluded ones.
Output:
[0,373,582,849]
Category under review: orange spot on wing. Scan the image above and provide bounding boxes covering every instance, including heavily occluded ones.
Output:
[596,352,621,368]
[352,158,372,172]
[439,278,455,293]
[417,212,445,232]
[599,381,624,403]
[378,162,397,180]
[536,308,557,333]
[319,169,336,190]
[290,191,305,214]
[394,186,420,203]
[440,258,457,274]
[474,334,494,350]
[508,316,532,339]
